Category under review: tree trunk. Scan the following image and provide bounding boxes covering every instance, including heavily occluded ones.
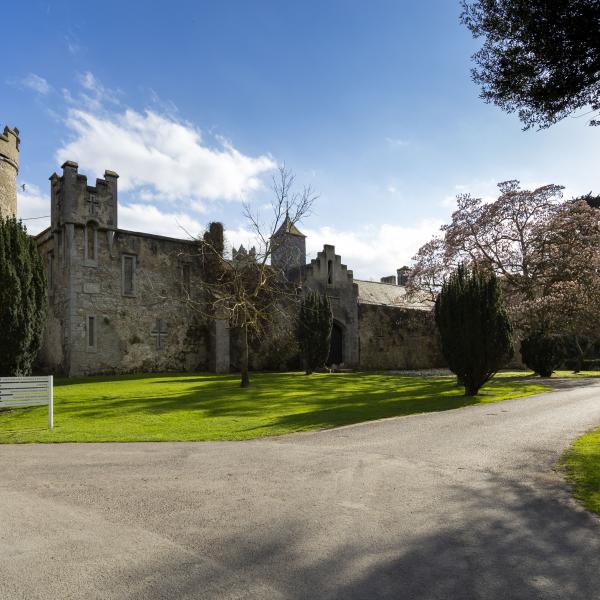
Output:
[240,324,250,388]
[573,336,587,373]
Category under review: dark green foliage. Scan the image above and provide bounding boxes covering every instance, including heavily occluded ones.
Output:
[578,193,600,210]
[435,265,513,396]
[461,0,600,129]
[0,217,47,375]
[297,292,333,374]
[521,333,564,377]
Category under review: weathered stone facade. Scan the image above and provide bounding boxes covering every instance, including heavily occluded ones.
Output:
[303,245,360,367]
[358,303,443,370]
[35,161,228,376]
[0,126,19,219]
[3,130,444,375]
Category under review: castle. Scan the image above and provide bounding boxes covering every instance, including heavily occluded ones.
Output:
[1,125,443,376]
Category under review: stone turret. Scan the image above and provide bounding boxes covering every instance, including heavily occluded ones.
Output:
[270,213,306,277]
[49,161,119,230]
[0,126,20,218]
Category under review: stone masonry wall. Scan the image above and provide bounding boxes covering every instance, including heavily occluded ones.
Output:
[0,127,19,218]
[358,304,445,370]
[38,225,212,376]
[303,245,360,367]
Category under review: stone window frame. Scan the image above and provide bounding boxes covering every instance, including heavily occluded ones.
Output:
[87,192,100,216]
[86,315,97,353]
[121,254,137,297]
[327,259,334,286]
[84,220,99,266]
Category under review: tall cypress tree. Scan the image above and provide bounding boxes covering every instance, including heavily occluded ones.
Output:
[297,291,333,374]
[435,265,513,396]
[0,217,47,376]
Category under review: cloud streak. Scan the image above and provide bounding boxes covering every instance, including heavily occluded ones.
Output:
[20,73,51,95]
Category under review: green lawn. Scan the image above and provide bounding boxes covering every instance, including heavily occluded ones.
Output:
[0,371,550,443]
[561,427,600,516]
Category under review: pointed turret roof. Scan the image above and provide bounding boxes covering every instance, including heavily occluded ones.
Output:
[273,213,306,238]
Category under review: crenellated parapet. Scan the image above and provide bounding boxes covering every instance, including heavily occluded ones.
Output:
[304,244,355,288]
[0,125,20,218]
[303,244,359,367]
[49,161,119,230]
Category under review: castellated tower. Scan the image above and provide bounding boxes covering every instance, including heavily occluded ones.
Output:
[0,126,20,218]
[271,213,306,279]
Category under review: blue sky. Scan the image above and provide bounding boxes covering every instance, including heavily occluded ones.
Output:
[3,0,599,278]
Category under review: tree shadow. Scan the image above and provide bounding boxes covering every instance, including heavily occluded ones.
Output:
[111,471,600,599]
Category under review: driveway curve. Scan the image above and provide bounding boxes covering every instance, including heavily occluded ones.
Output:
[2,379,600,599]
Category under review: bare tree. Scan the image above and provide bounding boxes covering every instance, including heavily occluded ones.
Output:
[187,165,317,387]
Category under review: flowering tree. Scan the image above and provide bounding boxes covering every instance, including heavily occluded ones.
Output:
[409,181,600,361]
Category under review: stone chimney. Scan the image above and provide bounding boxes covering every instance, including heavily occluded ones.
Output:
[397,266,411,286]
[380,275,396,285]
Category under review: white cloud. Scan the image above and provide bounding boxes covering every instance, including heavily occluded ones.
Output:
[16,183,50,235]
[223,219,443,278]
[304,220,443,279]
[119,203,206,239]
[385,137,410,148]
[21,73,50,95]
[56,107,276,209]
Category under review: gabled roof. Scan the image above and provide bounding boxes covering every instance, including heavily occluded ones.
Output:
[273,213,306,238]
[355,279,433,310]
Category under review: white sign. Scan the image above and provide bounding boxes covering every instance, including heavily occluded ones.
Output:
[0,375,54,429]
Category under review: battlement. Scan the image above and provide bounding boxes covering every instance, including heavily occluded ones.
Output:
[50,161,119,229]
[0,126,20,169]
[0,125,20,218]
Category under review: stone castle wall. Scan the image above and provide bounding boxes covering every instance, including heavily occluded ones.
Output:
[358,304,445,370]
[303,245,360,367]
[36,162,221,376]
[37,224,212,376]
[0,126,19,218]
[31,159,444,376]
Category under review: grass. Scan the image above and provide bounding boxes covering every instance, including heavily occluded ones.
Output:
[0,371,551,444]
[561,427,600,516]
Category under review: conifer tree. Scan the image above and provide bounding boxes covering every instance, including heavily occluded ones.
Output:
[297,292,333,374]
[0,217,47,375]
[435,265,513,396]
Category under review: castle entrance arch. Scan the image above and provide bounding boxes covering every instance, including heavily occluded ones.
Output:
[327,321,344,366]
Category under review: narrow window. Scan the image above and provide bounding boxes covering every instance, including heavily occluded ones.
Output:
[122,255,136,296]
[327,259,333,285]
[151,319,168,350]
[85,222,97,261]
[182,263,191,296]
[87,316,96,349]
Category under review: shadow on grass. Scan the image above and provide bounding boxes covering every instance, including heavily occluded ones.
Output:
[51,373,538,425]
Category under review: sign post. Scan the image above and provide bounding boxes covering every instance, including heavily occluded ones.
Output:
[0,376,54,429]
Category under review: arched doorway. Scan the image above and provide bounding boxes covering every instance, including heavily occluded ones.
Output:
[327,322,344,366]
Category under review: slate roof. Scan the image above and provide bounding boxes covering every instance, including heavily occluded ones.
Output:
[273,214,306,238]
[355,280,432,310]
